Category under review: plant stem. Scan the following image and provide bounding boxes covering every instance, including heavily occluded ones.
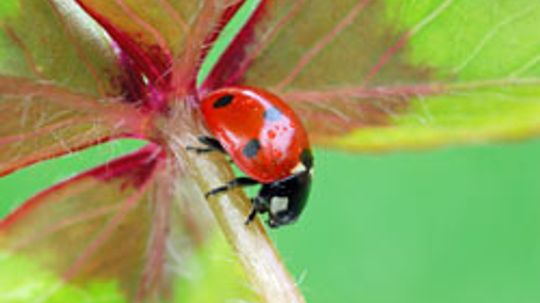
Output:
[164,106,305,303]
[189,154,306,303]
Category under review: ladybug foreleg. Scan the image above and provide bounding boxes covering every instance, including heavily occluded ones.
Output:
[186,136,226,154]
[205,177,259,198]
[245,196,272,226]
[245,203,258,225]
[197,136,226,152]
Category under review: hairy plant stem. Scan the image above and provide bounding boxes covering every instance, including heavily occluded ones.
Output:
[193,156,305,303]
[164,107,306,303]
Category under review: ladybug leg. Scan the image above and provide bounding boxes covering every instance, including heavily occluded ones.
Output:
[245,204,258,225]
[185,146,214,154]
[205,177,259,198]
[244,197,269,226]
[186,136,226,154]
[197,136,226,153]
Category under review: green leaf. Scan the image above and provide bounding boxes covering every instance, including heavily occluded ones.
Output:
[333,83,540,150]
[0,0,122,97]
[0,252,126,303]
[221,0,540,151]
[175,232,259,303]
[0,234,259,303]
[0,1,18,19]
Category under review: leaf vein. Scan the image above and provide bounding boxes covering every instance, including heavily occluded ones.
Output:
[510,53,540,77]
[453,3,540,74]
[275,0,372,91]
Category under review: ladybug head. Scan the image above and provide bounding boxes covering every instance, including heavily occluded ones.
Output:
[254,167,312,228]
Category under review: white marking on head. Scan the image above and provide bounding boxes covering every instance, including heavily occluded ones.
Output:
[291,162,307,174]
[270,196,289,215]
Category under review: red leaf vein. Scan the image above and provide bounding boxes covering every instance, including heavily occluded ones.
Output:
[275,0,372,91]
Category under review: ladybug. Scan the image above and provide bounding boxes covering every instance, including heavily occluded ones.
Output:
[189,86,313,228]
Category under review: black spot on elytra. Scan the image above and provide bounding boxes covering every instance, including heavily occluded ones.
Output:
[243,139,261,158]
[264,107,282,121]
[213,94,234,108]
[300,149,313,169]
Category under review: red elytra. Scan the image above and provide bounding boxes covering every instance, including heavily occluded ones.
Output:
[200,86,310,183]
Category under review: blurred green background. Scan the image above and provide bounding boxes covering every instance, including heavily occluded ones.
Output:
[3,139,540,303]
[273,140,540,303]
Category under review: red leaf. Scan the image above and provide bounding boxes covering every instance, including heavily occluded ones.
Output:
[0,144,170,300]
[204,0,433,145]
[170,0,246,97]
[75,0,246,110]
[200,0,267,92]
[0,76,147,177]
[75,0,174,110]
